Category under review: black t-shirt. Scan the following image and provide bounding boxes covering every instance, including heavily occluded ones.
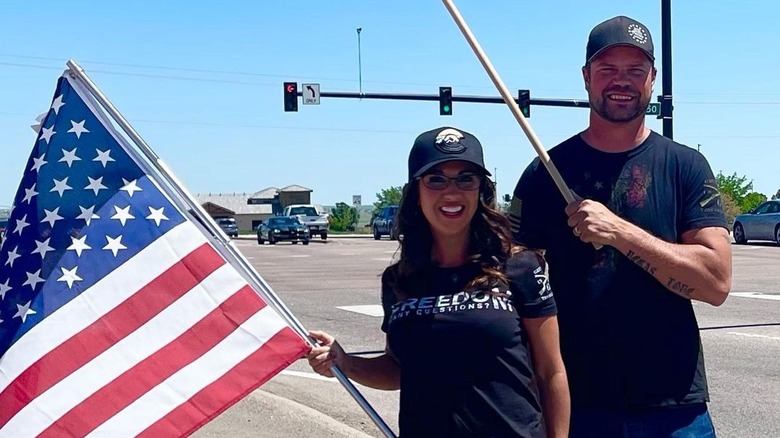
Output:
[381,251,557,438]
[508,132,727,411]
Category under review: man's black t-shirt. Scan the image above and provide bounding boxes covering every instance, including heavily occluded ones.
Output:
[508,132,727,411]
[381,251,557,437]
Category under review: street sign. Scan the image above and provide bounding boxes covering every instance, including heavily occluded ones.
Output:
[646,103,660,116]
[352,195,361,207]
[302,83,320,105]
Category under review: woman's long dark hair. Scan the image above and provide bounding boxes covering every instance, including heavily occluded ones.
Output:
[386,176,513,298]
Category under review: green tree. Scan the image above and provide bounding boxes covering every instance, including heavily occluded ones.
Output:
[773,189,780,200]
[743,192,767,213]
[372,186,403,224]
[329,202,358,231]
[715,172,752,208]
[720,191,740,228]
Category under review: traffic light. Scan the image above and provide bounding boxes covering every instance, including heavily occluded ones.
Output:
[284,82,298,112]
[439,86,453,116]
[518,89,530,118]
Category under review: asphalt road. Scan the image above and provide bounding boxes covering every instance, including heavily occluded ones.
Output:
[194,237,780,438]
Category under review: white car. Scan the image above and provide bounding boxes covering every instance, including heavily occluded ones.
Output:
[282,204,329,240]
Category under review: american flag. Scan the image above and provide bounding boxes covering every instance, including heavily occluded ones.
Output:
[0,73,309,436]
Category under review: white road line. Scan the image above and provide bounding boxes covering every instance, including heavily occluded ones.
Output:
[280,370,338,382]
[731,292,780,301]
[728,332,780,341]
[337,305,384,317]
[284,254,311,258]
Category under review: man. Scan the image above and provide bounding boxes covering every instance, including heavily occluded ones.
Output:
[508,15,732,437]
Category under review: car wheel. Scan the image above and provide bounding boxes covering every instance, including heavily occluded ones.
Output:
[373,226,381,240]
[269,234,276,245]
[321,233,327,240]
[775,225,780,245]
[303,239,310,245]
[257,235,263,244]
[733,223,747,244]
[292,241,298,244]
[389,225,398,241]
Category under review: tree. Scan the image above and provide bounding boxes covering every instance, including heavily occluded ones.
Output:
[743,192,767,213]
[773,189,780,200]
[329,202,358,232]
[720,191,740,228]
[715,172,752,208]
[372,186,403,224]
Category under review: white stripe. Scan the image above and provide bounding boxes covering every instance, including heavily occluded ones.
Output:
[2,262,249,437]
[0,221,205,394]
[280,370,338,382]
[727,332,780,341]
[337,305,384,317]
[88,305,288,437]
[731,292,780,301]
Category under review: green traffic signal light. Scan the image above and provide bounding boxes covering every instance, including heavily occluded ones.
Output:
[439,86,452,116]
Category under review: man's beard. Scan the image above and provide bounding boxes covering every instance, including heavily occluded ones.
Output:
[590,89,651,123]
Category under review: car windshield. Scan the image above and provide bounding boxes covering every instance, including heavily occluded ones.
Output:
[289,207,318,216]
[269,217,299,226]
[217,218,235,225]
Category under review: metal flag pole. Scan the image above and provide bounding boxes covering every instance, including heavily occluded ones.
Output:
[441,0,601,250]
[64,60,397,438]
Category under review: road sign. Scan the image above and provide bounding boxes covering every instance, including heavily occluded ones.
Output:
[302,83,320,105]
[646,103,660,116]
[352,195,361,207]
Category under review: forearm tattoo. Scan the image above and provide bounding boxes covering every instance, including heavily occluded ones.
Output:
[626,250,657,275]
[667,277,695,297]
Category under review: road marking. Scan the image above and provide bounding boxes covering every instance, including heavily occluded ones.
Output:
[284,254,311,258]
[280,370,337,382]
[728,332,780,341]
[731,292,780,301]
[336,305,384,317]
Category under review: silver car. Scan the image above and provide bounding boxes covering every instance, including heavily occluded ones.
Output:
[733,200,780,244]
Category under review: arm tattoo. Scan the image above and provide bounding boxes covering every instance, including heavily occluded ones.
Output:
[667,277,695,297]
[626,250,657,275]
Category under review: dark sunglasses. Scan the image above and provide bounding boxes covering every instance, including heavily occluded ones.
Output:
[419,173,482,191]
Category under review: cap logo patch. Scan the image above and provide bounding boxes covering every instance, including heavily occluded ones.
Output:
[434,128,466,153]
[627,23,648,44]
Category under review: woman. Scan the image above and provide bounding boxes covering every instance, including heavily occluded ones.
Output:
[307,127,569,437]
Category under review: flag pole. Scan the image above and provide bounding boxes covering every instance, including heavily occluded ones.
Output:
[65,60,397,438]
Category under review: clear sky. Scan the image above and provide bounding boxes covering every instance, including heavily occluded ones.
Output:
[1,0,778,209]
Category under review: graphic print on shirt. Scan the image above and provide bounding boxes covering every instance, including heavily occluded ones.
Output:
[612,163,652,211]
[387,287,515,324]
[699,178,723,214]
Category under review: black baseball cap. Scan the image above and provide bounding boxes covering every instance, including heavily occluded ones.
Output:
[586,15,654,64]
[408,127,490,182]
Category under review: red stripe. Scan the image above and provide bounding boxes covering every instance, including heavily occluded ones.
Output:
[0,243,223,428]
[139,327,308,438]
[40,285,264,437]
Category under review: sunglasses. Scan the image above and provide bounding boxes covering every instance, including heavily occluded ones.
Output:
[419,173,482,191]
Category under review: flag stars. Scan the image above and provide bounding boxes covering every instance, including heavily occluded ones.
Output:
[14,214,30,235]
[51,94,65,114]
[4,246,21,267]
[68,235,92,257]
[0,279,11,300]
[85,176,108,196]
[59,148,82,167]
[77,205,100,226]
[120,178,142,197]
[594,181,604,190]
[32,238,55,259]
[14,300,37,323]
[103,235,127,257]
[57,266,83,289]
[146,207,169,226]
[111,206,135,226]
[31,154,48,172]
[39,125,56,144]
[67,120,89,138]
[23,269,45,291]
[51,177,73,197]
[93,149,115,167]
[22,184,38,204]
[41,207,64,227]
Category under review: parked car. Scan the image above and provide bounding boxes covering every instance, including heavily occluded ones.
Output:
[373,205,399,240]
[257,216,310,245]
[733,199,780,244]
[0,217,8,245]
[282,204,329,240]
[216,217,239,238]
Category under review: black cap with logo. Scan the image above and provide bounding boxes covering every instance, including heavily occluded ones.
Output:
[586,15,654,64]
[408,127,490,182]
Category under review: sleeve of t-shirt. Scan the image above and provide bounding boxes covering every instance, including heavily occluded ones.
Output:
[506,250,557,318]
[679,150,728,233]
[508,158,549,249]
[380,268,398,333]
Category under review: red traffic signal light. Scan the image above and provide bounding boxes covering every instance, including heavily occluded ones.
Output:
[284,82,298,112]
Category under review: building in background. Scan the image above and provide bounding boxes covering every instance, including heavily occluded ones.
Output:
[197,185,314,231]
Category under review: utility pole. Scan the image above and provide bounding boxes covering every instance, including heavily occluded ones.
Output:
[356,28,363,98]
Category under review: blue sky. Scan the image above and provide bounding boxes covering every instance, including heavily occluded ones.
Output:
[1,0,778,209]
